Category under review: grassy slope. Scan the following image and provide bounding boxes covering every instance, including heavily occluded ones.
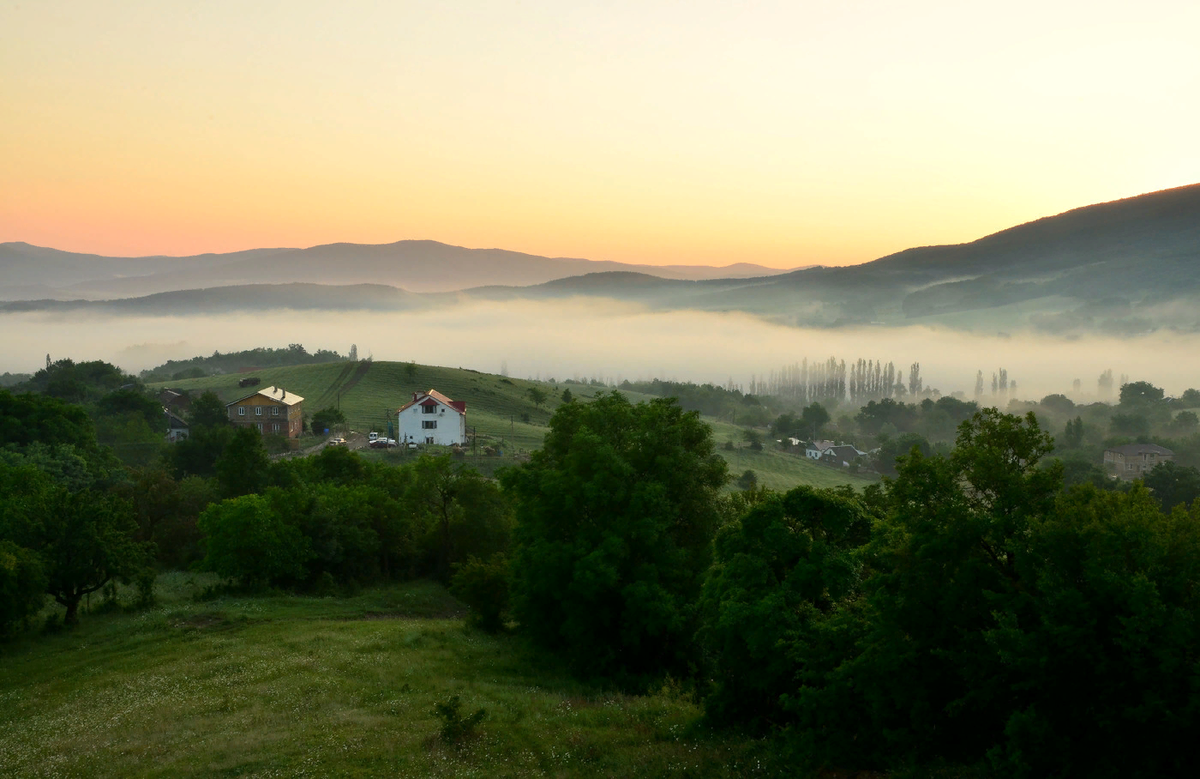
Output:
[152,361,877,491]
[0,576,774,778]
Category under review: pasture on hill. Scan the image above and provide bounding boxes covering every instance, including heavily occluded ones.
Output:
[150,361,877,492]
[0,575,779,778]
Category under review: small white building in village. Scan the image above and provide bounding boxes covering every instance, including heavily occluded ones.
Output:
[398,389,467,446]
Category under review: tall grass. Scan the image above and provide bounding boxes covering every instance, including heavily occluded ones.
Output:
[0,578,783,778]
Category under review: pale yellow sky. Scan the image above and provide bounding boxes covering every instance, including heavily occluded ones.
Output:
[2,0,1197,267]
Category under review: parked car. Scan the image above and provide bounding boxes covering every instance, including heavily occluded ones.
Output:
[369,437,398,448]
[328,437,348,446]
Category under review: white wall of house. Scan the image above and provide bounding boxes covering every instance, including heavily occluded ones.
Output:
[398,396,467,446]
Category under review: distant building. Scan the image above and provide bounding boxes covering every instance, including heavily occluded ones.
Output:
[165,410,189,443]
[398,389,467,446]
[805,440,836,460]
[821,444,867,467]
[225,385,304,438]
[158,388,191,412]
[1104,444,1174,480]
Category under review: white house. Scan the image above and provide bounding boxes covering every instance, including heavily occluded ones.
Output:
[398,389,467,446]
[805,440,836,460]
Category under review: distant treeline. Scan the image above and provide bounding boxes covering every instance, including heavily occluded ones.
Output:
[141,343,349,381]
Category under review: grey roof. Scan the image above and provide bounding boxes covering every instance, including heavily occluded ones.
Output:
[1106,444,1174,456]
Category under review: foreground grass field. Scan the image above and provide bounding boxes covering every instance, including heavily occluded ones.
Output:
[151,360,877,492]
[0,576,782,778]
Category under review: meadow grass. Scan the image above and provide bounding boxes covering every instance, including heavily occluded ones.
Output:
[0,577,782,778]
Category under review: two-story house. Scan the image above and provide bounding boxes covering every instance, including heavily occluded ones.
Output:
[225,385,305,438]
[398,389,467,446]
[1103,443,1174,480]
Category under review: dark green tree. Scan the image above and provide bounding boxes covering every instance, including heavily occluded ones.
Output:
[800,402,831,439]
[503,392,727,681]
[188,390,229,429]
[560,388,574,404]
[1143,461,1200,511]
[405,455,511,584]
[1061,415,1085,448]
[1119,380,1165,406]
[310,406,347,435]
[450,554,510,632]
[699,486,871,730]
[215,426,272,497]
[197,494,312,588]
[527,387,548,410]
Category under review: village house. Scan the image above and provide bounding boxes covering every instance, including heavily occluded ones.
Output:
[398,389,467,446]
[821,444,867,468]
[1103,443,1174,480]
[805,440,837,460]
[164,410,189,443]
[225,385,304,438]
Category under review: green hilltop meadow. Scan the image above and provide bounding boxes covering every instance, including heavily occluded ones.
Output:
[151,359,877,492]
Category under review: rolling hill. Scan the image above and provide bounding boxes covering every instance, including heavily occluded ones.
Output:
[150,360,877,492]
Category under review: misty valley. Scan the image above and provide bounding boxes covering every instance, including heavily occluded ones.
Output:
[4,185,1200,777]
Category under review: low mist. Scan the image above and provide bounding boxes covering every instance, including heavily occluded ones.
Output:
[3,300,1198,401]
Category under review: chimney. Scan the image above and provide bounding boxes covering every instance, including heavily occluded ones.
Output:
[413,392,419,403]
[281,388,286,399]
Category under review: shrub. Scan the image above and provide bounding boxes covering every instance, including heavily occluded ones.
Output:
[450,555,509,632]
[433,695,486,744]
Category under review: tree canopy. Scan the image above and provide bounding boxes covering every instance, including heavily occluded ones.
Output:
[503,391,727,682]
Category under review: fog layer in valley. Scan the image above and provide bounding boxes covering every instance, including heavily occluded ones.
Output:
[2,301,1197,401]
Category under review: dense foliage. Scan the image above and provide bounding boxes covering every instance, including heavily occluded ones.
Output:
[503,391,728,681]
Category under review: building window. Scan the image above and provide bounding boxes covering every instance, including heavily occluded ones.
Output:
[271,407,280,416]
[426,436,435,444]
[255,406,263,416]
[423,420,437,429]
[238,407,246,416]
[256,423,263,432]
[272,423,280,432]
[422,404,437,414]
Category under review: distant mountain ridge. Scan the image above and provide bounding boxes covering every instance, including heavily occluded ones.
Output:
[4,183,1198,335]
[0,239,795,300]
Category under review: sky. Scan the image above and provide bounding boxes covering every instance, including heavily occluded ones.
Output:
[2,0,1198,268]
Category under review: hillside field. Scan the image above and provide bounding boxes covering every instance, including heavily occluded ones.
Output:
[0,575,780,778]
[151,361,877,492]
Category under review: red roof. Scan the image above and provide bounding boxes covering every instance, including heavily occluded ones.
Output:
[398,389,466,415]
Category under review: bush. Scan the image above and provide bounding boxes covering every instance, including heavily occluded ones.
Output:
[433,695,486,744]
[450,555,509,632]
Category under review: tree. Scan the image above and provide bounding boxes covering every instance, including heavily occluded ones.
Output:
[503,392,727,681]
[0,539,45,636]
[198,494,312,588]
[1040,393,1075,413]
[405,455,511,583]
[700,486,871,730]
[1143,461,1200,511]
[842,410,1060,766]
[450,554,510,632]
[1061,416,1084,448]
[310,406,346,435]
[1170,410,1199,434]
[215,426,272,497]
[1120,380,1165,406]
[735,469,758,490]
[800,402,831,439]
[188,390,229,429]
[527,387,548,410]
[560,388,574,404]
[1110,412,1150,437]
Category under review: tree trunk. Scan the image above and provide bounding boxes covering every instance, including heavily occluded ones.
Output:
[63,595,81,626]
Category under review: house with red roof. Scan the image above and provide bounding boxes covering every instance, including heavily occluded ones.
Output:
[398,389,467,446]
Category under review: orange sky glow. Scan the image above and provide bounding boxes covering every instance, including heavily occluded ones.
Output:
[2,1,1198,268]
